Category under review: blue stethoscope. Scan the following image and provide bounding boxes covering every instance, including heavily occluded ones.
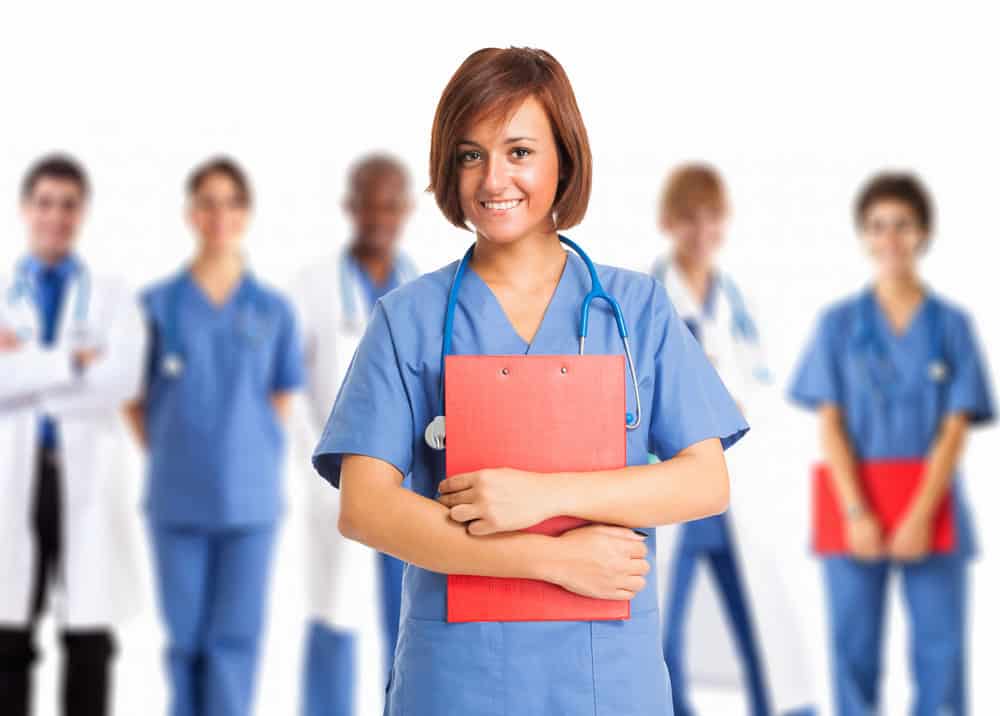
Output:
[6,257,91,343]
[338,248,417,334]
[159,269,269,378]
[852,289,949,401]
[424,235,642,450]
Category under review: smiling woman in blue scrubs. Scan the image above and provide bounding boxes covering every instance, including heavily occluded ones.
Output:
[312,47,748,715]
[126,157,304,716]
[789,173,994,716]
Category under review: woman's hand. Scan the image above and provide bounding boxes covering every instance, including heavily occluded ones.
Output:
[437,468,553,535]
[847,512,884,561]
[888,510,932,562]
[0,328,21,352]
[544,524,649,600]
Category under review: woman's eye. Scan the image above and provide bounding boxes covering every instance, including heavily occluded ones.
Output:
[459,150,481,164]
[512,147,532,159]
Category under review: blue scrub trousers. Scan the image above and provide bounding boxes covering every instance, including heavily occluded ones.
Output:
[150,524,277,716]
[823,555,967,716]
[663,515,772,716]
[302,551,404,716]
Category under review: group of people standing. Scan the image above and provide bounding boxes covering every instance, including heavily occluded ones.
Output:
[1,45,994,716]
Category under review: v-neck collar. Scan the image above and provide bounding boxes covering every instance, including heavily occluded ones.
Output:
[184,269,249,314]
[867,286,929,342]
[462,249,581,355]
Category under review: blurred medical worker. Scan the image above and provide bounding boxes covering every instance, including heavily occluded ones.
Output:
[313,47,748,716]
[0,154,147,716]
[289,153,417,716]
[789,172,994,715]
[126,157,304,716]
[652,163,815,716]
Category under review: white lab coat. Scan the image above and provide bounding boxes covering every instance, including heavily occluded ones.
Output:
[653,257,814,712]
[287,248,416,714]
[0,266,148,629]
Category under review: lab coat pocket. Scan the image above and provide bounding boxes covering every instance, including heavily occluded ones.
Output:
[391,617,503,716]
[591,608,671,715]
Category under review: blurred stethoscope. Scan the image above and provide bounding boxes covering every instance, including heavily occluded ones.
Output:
[5,256,92,346]
[159,269,270,379]
[337,248,417,335]
[852,290,949,401]
[424,235,641,450]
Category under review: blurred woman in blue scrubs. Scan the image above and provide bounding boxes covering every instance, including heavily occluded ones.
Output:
[312,47,748,716]
[126,157,304,716]
[789,172,994,716]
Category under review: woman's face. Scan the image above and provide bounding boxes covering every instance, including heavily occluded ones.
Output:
[456,95,561,244]
[860,198,926,281]
[662,207,727,267]
[186,171,250,255]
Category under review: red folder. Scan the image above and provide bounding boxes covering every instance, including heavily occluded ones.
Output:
[445,354,628,623]
[812,461,956,554]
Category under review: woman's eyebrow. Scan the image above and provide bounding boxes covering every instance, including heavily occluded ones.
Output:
[504,136,537,144]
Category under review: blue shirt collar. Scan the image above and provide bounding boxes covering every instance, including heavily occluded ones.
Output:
[23,253,79,282]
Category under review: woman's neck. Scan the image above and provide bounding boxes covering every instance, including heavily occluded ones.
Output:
[673,251,714,308]
[191,250,244,304]
[874,271,925,333]
[471,227,566,290]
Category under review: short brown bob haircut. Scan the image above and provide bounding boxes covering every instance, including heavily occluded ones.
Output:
[660,163,728,220]
[429,47,592,231]
[855,171,933,235]
[187,156,253,208]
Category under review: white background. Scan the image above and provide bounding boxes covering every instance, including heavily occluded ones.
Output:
[1,1,997,714]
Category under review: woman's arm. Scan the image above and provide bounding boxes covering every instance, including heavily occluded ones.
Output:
[339,454,650,600]
[889,413,968,560]
[819,403,883,559]
[123,399,146,448]
[437,437,729,535]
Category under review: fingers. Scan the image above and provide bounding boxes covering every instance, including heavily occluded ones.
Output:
[609,575,647,600]
[627,557,650,576]
[437,488,475,508]
[439,473,474,494]
[448,503,482,524]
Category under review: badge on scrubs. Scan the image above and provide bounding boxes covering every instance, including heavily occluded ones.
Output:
[928,360,949,382]
[162,353,184,378]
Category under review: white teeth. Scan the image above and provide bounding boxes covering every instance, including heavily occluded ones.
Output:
[481,199,522,211]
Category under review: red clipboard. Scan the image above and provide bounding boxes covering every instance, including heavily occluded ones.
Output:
[812,461,956,554]
[445,354,629,623]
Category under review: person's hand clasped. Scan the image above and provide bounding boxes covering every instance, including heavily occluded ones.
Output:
[72,346,102,372]
[438,467,552,536]
[888,510,932,562]
[847,512,884,561]
[550,524,649,600]
[0,328,22,352]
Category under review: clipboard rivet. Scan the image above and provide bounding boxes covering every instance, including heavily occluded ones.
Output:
[560,366,568,374]
[501,367,509,376]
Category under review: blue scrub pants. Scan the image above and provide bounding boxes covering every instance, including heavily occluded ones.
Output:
[823,555,967,716]
[302,551,404,716]
[663,516,772,716]
[149,524,277,716]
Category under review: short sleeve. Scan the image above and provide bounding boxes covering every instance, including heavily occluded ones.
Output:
[270,299,305,392]
[312,302,414,487]
[788,310,842,410]
[647,285,749,460]
[945,311,995,425]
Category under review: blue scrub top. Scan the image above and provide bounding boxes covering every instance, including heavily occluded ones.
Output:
[141,270,305,528]
[789,288,995,557]
[313,250,748,622]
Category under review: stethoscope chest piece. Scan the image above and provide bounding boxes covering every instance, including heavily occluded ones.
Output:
[928,359,949,382]
[162,353,185,378]
[425,415,446,450]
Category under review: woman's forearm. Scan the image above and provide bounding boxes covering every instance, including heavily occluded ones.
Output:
[910,413,967,521]
[819,404,865,512]
[123,399,147,449]
[339,454,559,580]
[547,437,730,528]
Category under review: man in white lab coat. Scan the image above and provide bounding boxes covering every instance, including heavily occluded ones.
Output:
[0,155,147,716]
[290,153,418,716]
